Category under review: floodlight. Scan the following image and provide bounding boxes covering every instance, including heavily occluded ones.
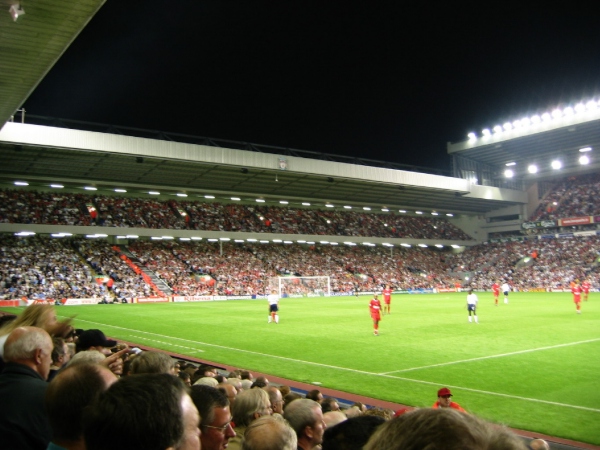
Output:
[467,132,476,140]
[505,161,516,166]
[520,117,530,126]
[343,205,352,209]
[503,122,512,131]
[176,193,187,197]
[50,184,64,188]
[205,195,215,199]
[482,128,491,137]
[579,155,590,165]
[563,106,574,116]
[512,120,521,128]
[325,204,334,208]
[530,115,541,124]
[149,191,160,195]
[551,160,562,170]
[586,100,597,110]
[363,206,371,210]
[579,147,592,152]
[575,103,586,113]
[14,181,28,186]
[551,109,562,119]
[114,188,126,193]
[504,169,514,178]
[493,125,503,133]
[541,113,552,121]
[528,164,538,174]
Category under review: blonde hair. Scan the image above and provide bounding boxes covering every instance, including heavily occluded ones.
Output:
[0,305,54,336]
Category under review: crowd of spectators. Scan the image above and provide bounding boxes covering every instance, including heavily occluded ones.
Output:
[530,173,600,221]
[0,188,473,240]
[2,232,600,301]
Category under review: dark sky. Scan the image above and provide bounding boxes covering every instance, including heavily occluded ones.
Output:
[23,1,600,172]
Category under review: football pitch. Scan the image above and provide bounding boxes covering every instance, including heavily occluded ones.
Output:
[3,291,600,445]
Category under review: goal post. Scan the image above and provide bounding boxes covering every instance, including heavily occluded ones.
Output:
[268,276,331,298]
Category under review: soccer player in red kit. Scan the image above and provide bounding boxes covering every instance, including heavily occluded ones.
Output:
[369,294,382,336]
[582,279,591,301]
[492,282,500,306]
[382,285,392,314]
[572,281,582,314]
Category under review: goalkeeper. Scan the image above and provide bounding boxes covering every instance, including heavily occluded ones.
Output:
[267,290,280,324]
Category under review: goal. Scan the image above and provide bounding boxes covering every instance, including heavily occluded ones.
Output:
[268,276,331,298]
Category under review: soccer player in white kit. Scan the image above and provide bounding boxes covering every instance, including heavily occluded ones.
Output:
[267,290,280,324]
[467,289,479,323]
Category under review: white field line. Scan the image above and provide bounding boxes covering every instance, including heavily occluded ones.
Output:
[381,338,600,375]
[73,318,600,413]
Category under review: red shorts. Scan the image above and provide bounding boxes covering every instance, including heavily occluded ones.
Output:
[384,299,391,305]
[371,313,381,321]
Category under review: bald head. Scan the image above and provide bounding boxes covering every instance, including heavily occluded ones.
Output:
[4,326,53,379]
[46,363,117,445]
[529,439,550,450]
[242,414,297,450]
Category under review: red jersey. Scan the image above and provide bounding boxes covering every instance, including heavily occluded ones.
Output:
[382,288,392,303]
[432,401,466,413]
[369,298,382,319]
[572,285,582,303]
[582,281,591,293]
[492,283,500,296]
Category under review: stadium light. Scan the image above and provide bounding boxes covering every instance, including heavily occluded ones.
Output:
[344,205,352,209]
[435,244,444,248]
[297,240,306,243]
[579,155,590,165]
[85,186,97,191]
[381,208,389,212]
[149,191,160,195]
[231,197,241,201]
[344,242,356,246]
[563,106,574,116]
[493,125,503,134]
[586,100,597,110]
[418,243,428,248]
[208,238,218,242]
[503,122,512,131]
[399,210,406,213]
[302,202,311,206]
[431,212,439,216]
[15,231,35,236]
[14,181,28,186]
[259,240,269,243]
[467,132,477,140]
[575,103,586,113]
[126,235,139,239]
[205,195,215,199]
[528,164,538,174]
[180,238,191,241]
[177,193,188,197]
[273,239,282,243]
[512,120,521,128]
[416,211,423,214]
[256,199,265,203]
[247,238,258,242]
[50,184,64,188]
[505,161,516,166]
[219,237,231,241]
[579,147,592,152]
[482,128,491,137]
[234,239,245,243]
[541,112,552,122]
[115,188,126,193]
[363,207,371,210]
[530,115,541,124]
[551,160,562,170]
[520,117,530,126]
[279,200,288,204]
[191,237,202,240]
[325,204,334,208]
[284,240,293,244]
[504,169,514,178]
[551,109,562,119]
[446,213,453,217]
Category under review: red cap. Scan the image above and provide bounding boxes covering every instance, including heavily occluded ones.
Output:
[437,387,452,397]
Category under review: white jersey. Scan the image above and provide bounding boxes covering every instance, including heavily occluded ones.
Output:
[267,293,279,306]
[501,283,510,293]
[467,293,478,306]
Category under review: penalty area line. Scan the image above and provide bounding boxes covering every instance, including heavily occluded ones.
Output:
[380,338,600,375]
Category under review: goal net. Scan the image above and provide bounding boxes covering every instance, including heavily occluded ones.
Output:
[268,276,331,298]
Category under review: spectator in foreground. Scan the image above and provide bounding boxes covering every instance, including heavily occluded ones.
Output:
[190,385,236,450]
[0,326,54,450]
[229,388,273,450]
[129,350,176,375]
[45,363,117,450]
[363,408,527,450]
[322,415,385,450]
[284,398,327,450]
[83,373,200,450]
[242,414,297,450]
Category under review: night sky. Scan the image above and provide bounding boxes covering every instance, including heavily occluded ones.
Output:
[23,1,600,172]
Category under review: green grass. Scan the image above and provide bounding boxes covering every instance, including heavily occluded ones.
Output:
[3,291,600,444]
